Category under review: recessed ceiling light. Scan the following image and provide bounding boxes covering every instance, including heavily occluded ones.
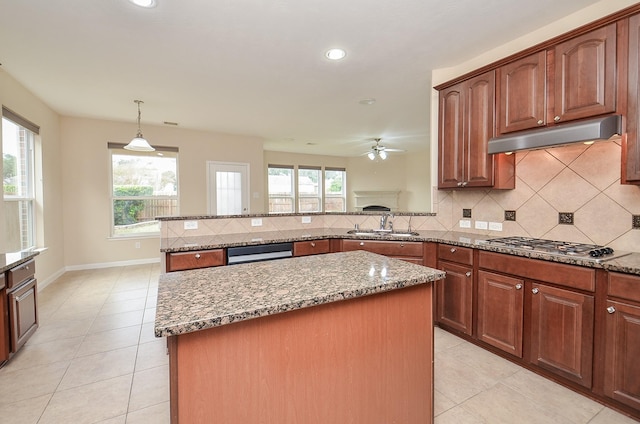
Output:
[325,48,346,60]
[359,98,376,105]
[129,0,157,8]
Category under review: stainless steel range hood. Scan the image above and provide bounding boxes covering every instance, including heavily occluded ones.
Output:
[487,115,622,154]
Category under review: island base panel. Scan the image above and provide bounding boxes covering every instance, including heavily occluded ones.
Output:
[169,283,433,424]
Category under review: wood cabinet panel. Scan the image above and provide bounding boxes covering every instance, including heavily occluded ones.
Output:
[465,73,495,187]
[293,239,330,257]
[436,261,473,335]
[166,249,225,272]
[604,299,640,409]
[553,23,617,123]
[497,51,547,134]
[0,275,7,364]
[625,13,640,183]
[437,244,473,265]
[8,278,38,354]
[530,284,594,388]
[341,239,423,258]
[7,259,35,290]
[478,251,595,291]
[477,271,524,357]
[608,271,640,303]
[438,85,464,188]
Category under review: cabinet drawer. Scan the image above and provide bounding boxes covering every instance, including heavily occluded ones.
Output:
[293,240,330,257]
[478,251,595,292]
[608,272,640,303]
[7,260,36,290]
[437,244,473,265]
[342,240,423,257]
[166,249,225,272]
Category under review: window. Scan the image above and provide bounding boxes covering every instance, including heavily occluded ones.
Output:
[268,165,295,213]
[298,166,321,213]
[324,168,346,212]
[268,165,347,213]
[109,143,179,237]
[2,109,38,251]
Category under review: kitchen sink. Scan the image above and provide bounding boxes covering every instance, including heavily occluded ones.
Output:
[346,229,420,237]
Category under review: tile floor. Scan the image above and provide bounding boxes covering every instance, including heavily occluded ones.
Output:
[0,264,637,423]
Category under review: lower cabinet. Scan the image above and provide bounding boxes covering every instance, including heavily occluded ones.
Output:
[8,278,38,354]
[341,239,424,265]
[530,283,594,388]
[166,249,225,272]
[436,261,473,335]
[477,270,524,358]
[293,239,330,256]
[0,275,8,364]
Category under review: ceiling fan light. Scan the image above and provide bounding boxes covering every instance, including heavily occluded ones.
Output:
[367,151,376,160]
[379,150,387,160]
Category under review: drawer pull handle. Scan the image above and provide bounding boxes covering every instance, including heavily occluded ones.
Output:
[195,254,201,259]
[532,288,539,294]
[359,242,365,246]
[465,272,471,278]
[311,242,316,247]
[537,119,543,125]
[607,306,616,314]
[15,289,34,302]
[515,283,522,290]
[450,248,456,253]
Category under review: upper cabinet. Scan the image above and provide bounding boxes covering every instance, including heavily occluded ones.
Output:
[496,24,617,136]
[625,13,640,183]
[438,71,515,189]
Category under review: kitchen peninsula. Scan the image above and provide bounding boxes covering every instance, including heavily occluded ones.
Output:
[155,250,445,424]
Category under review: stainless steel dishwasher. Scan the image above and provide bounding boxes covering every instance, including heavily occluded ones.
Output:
[226,242,293,265]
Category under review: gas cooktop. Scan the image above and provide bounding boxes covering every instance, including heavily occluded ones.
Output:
[484,236,631,263]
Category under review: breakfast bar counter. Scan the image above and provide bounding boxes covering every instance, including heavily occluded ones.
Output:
[155,250,445,424]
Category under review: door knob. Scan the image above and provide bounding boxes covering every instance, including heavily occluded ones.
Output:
[515,283,522,290]
[607,306,616,314]
[465,272,472,277]
[532,288,539,294]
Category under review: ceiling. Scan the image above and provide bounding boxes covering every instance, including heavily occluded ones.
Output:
[0,0,604,157]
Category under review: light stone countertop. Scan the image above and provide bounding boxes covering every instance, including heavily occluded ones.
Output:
[154,250,445,337]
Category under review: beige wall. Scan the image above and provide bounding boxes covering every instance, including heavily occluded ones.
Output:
[60,116,265,267]
[0,68,65,286]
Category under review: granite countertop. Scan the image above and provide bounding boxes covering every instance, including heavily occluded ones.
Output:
[154,250,445,337]
[161,228,640,276]
[0,250,40,274]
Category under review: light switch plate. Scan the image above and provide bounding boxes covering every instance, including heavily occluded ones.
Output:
[184,221,198,230]
[475,221,488,230]
[301,216,312,224]
[459,219,471,229]
[251,218,263,227]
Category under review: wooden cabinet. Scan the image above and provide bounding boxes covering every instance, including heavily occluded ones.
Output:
[436,244,473,335]
[0,275,7,364]
[477,270,524,358]
[496,51,547,134]
[530,283,594,388]
[553,23,617,124]
[6,260,38,354]
[293,239,330,257]
[166,249,225,272]
[438,71,515,190]
[341,239,424,265]
[625,13,640,183]
[603,272,640,409]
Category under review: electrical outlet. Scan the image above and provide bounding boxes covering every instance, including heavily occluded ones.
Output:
[301,216,312,224]
[134,242,141,249]
[489,222,503,231]
[475,221,488,230]
[251,218,263,227]
[459,219,471,229]
[184,220,198,230]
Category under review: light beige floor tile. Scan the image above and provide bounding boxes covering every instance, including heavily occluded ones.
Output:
[99,298,147,316]
[589,407,640,423]
[105,288,149,303]
[139,322,158,344]
[4,335,83,371]
[112,280,152,293]
[435,404,486,424]
[59,346,137,390]
[501,369,603,423]
[434,354,497,404]
[444,341,521,380]
[135,338,168,371]
[128,365,170,412]
[126,401,170,424]
[434,327,465,352]
[434,389,457,417]
[38,374,133,424]
[0,393,52,424]
[95,415,127,424]
[75,325,141,357]
[0,360,69,405]
[27,319,93,346]
[145,294,157,308]
[89,309,144,333]
[143,307,156,324]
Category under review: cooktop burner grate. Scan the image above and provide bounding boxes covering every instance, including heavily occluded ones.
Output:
[485,236,629,262]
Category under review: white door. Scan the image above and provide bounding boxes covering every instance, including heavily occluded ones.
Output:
[207,161,250,215]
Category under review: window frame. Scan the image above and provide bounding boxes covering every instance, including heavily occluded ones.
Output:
[267,164,296,214]
[108,143,179,238]
[324,167,347,213]
[297,166,322,213]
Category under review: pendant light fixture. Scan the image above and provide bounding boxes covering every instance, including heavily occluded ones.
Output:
[124,100,155,151]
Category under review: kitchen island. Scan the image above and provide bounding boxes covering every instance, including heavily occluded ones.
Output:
[155,250,445,424]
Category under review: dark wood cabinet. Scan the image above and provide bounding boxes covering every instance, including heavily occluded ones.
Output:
[341,239,424,264]
[625,13,640,183]
[293,239,330,257]
[477,270,524,358]
[438,71,515,190]
[166,249,225,272]
[436,244,473,335]
[496,51,547,134]
[530,283,594,388]
[6,260,38,355]
[0,275,8,364]
[552,23,617,124]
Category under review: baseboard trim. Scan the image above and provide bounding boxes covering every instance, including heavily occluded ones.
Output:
[64,257,160,271]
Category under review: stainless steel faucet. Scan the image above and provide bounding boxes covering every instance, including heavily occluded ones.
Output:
[379,212,394,231]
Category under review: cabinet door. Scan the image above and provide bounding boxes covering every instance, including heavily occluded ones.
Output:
[603,300,640,409]
[464,71,495,187]
[0,283,8,363]
[436,261,473,335]
[477,271,524,358]
[9,279,38,353]
[530,284,594,388]
[438,84,464,188]
[497,51,547,134]
[166,249,225,272]
[553,23,616,123]
[625,13,640,183]
[293,240,330,257]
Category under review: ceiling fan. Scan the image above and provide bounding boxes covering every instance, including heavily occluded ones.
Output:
[366,138,403,160]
